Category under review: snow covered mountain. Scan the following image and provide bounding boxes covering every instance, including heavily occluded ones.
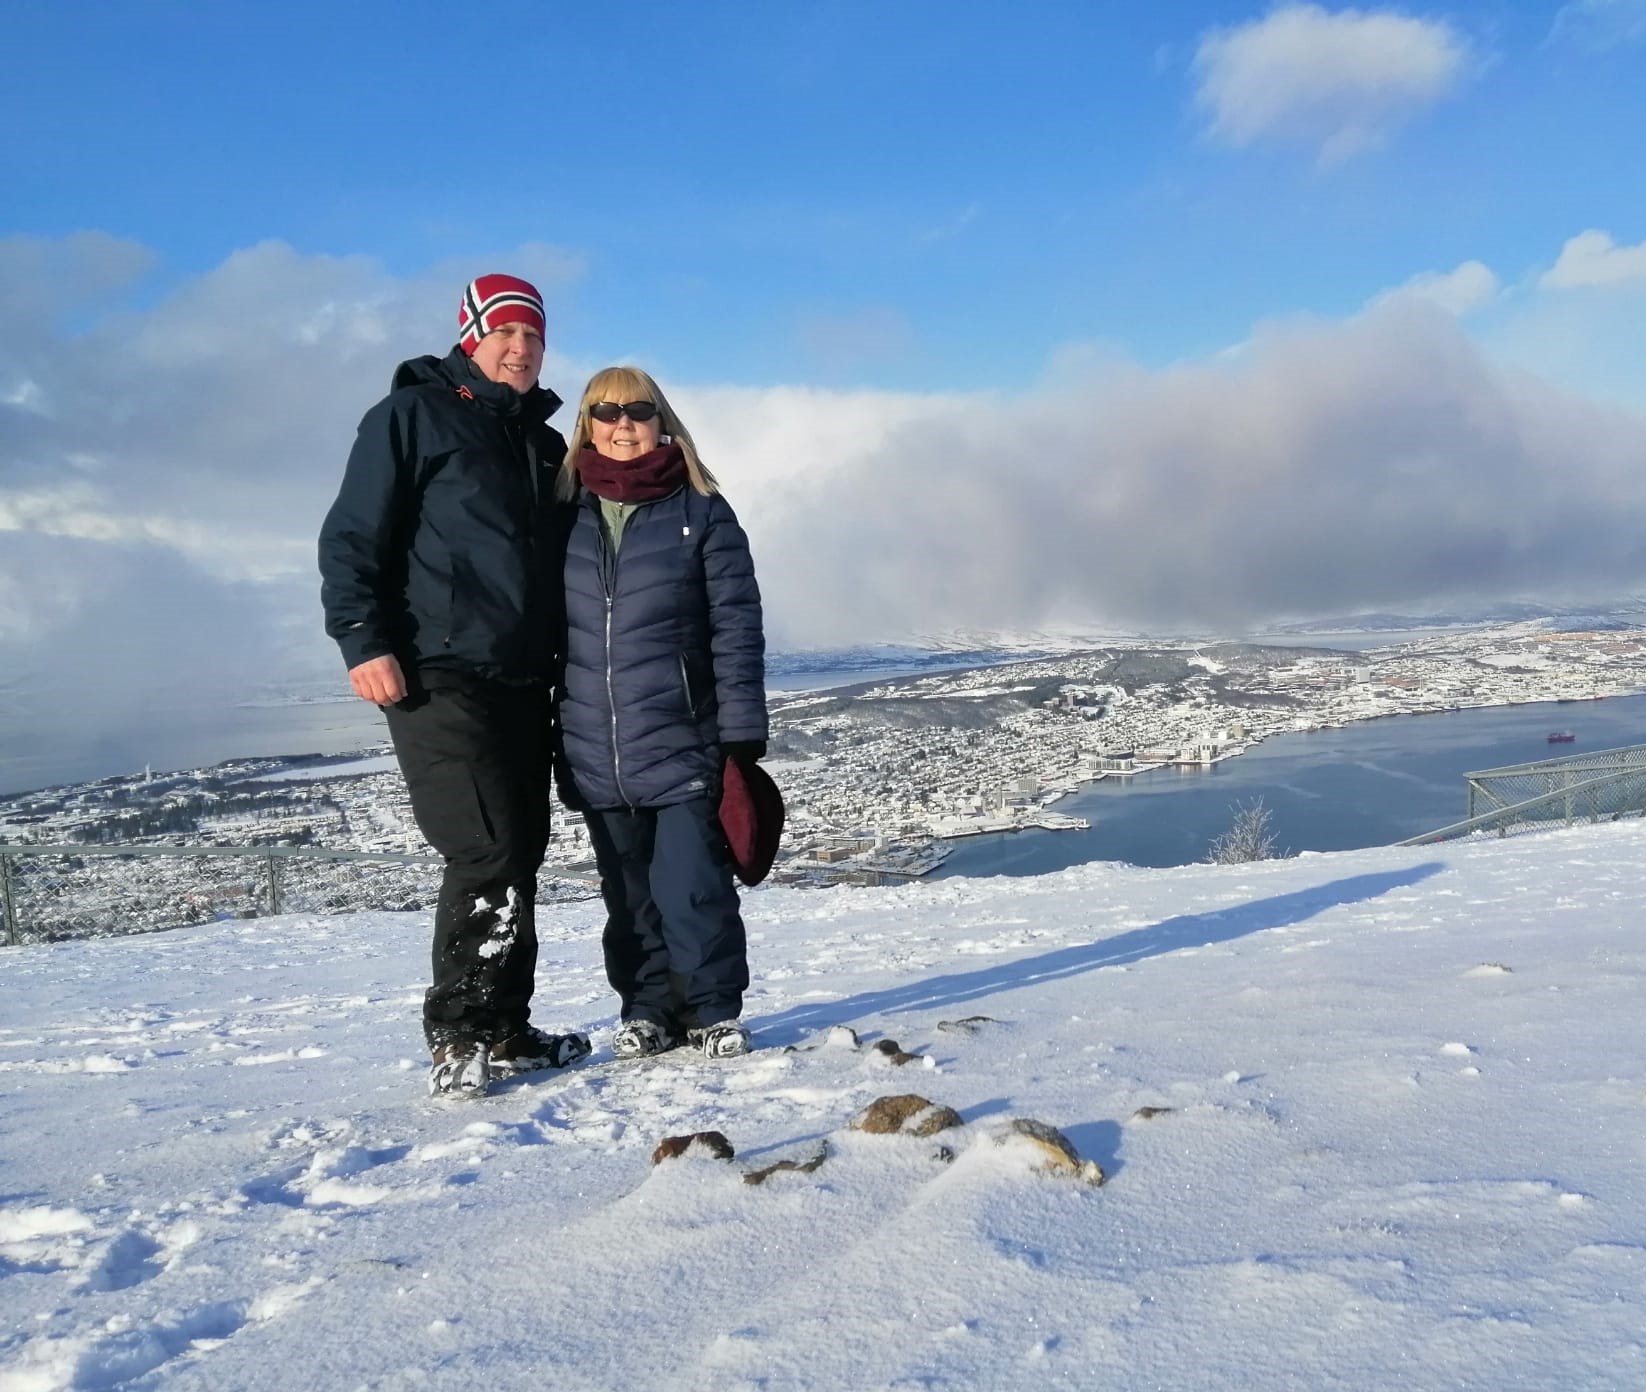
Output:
[2,826,1643,1390]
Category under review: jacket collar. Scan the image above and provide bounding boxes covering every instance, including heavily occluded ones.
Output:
[579,481,686,511]
[392,347,563,424]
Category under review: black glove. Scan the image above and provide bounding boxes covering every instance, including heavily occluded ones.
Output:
[722,740,766,766]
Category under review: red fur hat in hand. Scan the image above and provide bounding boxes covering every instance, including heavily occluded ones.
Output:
[719,756,784,886]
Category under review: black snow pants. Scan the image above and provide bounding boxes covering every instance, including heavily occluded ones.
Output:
[383,673,553,1049]
[583,797,748,1032]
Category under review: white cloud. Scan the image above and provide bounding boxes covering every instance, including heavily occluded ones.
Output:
[0,236,584,734]
[1539,229,1646,289]
[0,481,304,579]
[1371,259,1500,315]
[743,304,1646,642]
[0,237,582,581]
[1192,4,1472,164]
[1550,0,1646,50]
[6,231,1646,743]
[0,544,323,777]
[0,232,156,321]
[4,379,43,409]
[1479,234,1646,409]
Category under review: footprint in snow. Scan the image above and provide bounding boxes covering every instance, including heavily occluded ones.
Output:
[0,1203,96,1275]
[4,1280,323,1389]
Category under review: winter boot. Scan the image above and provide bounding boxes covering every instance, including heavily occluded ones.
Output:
[687,1021,752,1059]
[490,1026,592,1077]
[428,1035,490,1097]
[612,1018,681,1060]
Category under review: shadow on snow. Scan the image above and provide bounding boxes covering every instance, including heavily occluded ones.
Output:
[752,862,1448,1045]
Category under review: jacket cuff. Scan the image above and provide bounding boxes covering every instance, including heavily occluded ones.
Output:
[338,630,390,671]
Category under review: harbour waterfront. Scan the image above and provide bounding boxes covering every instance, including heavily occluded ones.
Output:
[7,650,1644,886]
[935,694,1646,877]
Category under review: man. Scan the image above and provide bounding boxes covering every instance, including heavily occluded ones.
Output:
[319,274,589,1097]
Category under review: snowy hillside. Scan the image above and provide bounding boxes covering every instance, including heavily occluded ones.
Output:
[2,827,1644,1391]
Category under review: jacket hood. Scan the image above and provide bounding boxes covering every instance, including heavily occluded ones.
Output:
[391,346,563,423]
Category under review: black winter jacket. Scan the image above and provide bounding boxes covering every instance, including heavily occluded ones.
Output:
[557,483,767,810]
[319,349,567,684]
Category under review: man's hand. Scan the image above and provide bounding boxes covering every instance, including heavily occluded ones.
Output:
[348,654,407,705]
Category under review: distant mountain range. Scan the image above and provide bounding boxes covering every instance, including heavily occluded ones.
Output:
[770,602,1646,673]
[1258,598,1646,635]
[279,601,1646,704]
[765,645,1054,681]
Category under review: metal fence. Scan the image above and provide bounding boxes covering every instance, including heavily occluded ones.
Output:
[0,843,597,946]
[1399,742,1646,846]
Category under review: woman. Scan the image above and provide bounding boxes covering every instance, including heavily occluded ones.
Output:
[555,366,767,1059]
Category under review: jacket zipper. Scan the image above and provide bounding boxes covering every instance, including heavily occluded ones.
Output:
[514,420,543,673]
[596,508,631,808]
[678,654,698,719]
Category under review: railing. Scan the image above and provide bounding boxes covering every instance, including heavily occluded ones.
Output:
[0,842,597,946]
[1399,742,1646,846]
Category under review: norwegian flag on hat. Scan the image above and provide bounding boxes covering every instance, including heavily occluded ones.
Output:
[457,273,546,355]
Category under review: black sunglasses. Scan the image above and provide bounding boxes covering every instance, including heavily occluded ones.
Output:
[588,400,659,424]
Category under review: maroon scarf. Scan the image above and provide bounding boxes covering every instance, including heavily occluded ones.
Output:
[577,443,687,503]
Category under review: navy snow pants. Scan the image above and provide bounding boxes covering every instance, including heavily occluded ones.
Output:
[583,797,748,1032]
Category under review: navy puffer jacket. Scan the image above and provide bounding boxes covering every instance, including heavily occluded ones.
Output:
[557,483,767,811]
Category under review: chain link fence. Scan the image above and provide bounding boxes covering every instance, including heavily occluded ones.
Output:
[0,844,597,945]
[1400,742,1646,846]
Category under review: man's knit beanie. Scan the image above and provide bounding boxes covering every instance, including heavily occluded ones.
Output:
[458,274,546,355]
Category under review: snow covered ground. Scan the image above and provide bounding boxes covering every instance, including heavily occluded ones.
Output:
[2,826,1643,1390]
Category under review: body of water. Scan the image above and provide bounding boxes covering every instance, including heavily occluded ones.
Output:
[0,699,393,796]
[936,695,1646,877]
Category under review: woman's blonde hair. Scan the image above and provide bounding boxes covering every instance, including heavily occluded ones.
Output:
[557,365,717,499]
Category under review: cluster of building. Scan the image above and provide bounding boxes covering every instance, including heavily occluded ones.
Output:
[5,623,1645,926]
[764,624,1646,876]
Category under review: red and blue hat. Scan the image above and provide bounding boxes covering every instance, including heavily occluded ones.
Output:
[457,274,545,355]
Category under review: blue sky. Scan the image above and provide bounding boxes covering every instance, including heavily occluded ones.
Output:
[7,0,1643,391]
[5,2,1646,749]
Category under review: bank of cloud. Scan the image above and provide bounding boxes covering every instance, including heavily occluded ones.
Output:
[2,231,1645,715]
